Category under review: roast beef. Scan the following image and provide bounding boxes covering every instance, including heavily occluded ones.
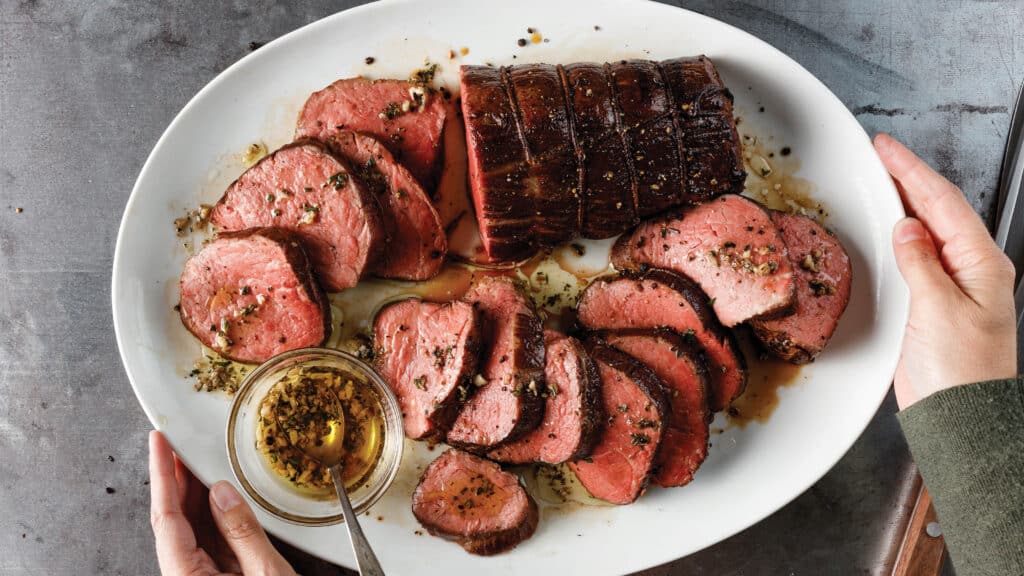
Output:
[413,448,538,555]
[373,298,481,440]
[612,194,796,326]
[323,130,447,280]
[488,330,602,465]
[446,277,545,451]
[209,140,383,291]
[750,211,852,363]
[296,77,449,189]
[577,269,746,412]
[461,56,744,261]
[178,228,330,364]
[598,329,710,487]
[568,338,669,505]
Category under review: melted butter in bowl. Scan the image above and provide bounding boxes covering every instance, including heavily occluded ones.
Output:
[227,348,403,526]
[257,366,385,493]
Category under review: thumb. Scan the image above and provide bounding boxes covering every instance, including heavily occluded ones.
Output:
[893,217,957,299]
[209,481,295,575]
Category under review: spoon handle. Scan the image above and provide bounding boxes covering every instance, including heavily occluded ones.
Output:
[329,465,385,576]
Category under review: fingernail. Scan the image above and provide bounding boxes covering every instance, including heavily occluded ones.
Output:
[894,218,927,245]
[211,481,243,512]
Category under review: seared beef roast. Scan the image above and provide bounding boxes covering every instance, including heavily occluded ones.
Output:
[568,338,669,505]
[373,298,481,440]
[488,330,602,465]
[324,130,447,280]
[296,77,449,189]
[178,228,330,364]
[461,56,744,261]
[447,277,546,451]
[578,269,746,412]
[750,211,852,363]
[612,194,796,326]
[413,448,539,555]
[598,329,710,487]
[210,140,383,291]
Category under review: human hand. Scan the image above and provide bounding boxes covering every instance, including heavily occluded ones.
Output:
[149,430,297,575]
[874,133,1018,409]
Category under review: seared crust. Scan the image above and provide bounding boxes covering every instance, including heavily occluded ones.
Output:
[412,449,539,555]
[749,211,853,363]
[584,337,671,435]
[462,56,744,261]
[178,227,331,363]
[579,268,747,410]
[565,335,605,462]
[750,324,813,364]
[486,331,604,464]
[577,337,671,503]
[610,195,797,324]
[211,138,384,291]
[446,277,546,452]
[372,298,482,440]
[594,327,712,486]
[457,499,539,556]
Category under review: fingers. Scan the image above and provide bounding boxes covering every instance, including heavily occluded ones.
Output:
[149,431,202,575]
[874,134,989,244]
[209,481,295,575]
[892,217,957,299]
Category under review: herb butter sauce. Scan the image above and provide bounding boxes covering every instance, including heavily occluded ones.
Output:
[257,366,385,492]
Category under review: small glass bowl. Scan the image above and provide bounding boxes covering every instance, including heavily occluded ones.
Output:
[226,347,403,526]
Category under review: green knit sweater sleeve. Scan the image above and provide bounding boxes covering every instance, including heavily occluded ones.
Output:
[897,378,1024,576]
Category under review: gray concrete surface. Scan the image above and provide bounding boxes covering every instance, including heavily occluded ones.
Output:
[1,0,1019,574]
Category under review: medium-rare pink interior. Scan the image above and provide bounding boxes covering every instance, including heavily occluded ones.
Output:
[750,211,852,363]
[178,228,330,364]
[600,329,710,487]
[296,77,449,189]
[488,330,602,465]
[446,277,545,450]
[612,194,796,326]
[569,339,669,505]
[324,130,447,280]
[373,298,480,440]
[577,269,746,412]
[412,448,539,555]
[210,140,383,291]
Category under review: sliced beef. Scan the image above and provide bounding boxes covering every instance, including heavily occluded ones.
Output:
[488,330,602,465]
[446,277,545,451]
[178,228,330,364]
[323,131,447,280]
[373,298,481,440]
[296,77,449,188]
[612,194,796,327]
[750,212,853,363]
[659,56,746,203]
[577,269,746,412]
[461,65,534,262]
[598,329,710,487]
[209,140,383,292]
[460,56,744,260]
[413,449,538,556]
[568,338,669,505]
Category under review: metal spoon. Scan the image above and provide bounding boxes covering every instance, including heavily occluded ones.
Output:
[288,389,385,576]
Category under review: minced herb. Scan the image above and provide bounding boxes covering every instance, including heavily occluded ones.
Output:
[409,61,439,86]
[326,172,349,190]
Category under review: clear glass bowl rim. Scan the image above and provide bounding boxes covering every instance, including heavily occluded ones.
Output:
[226,346,403,527]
